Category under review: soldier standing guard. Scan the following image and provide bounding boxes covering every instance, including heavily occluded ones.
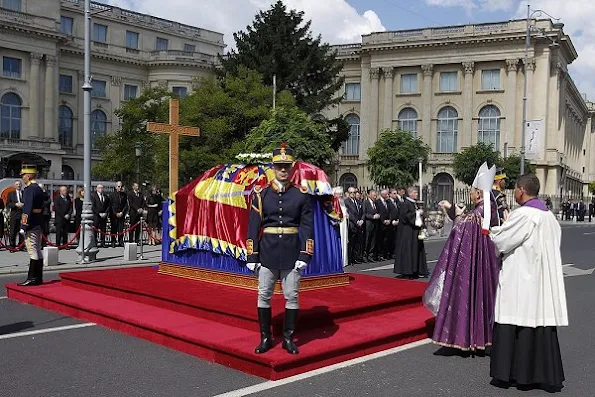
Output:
[18,165,46,286]
[492,171,509,223]
[246,143,314,355]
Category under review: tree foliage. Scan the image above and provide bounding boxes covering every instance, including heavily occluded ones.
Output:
[95,68,293,187]
[93,87,171,187]
[452,142,536,188]
[220,0,344,115]
[589,181,595,195]
[367,130,431,187]
[499,154,536,189]
[239,106,335,168]
[452,142,501,186]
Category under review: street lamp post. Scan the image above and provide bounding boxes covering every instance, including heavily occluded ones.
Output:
[521,5,561,176]
[135,142,141,184]
[75,0,98,262]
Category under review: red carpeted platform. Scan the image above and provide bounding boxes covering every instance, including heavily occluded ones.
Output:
[6,267,434,380]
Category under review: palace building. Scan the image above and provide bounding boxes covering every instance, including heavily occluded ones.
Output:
[0,0,224,180]
[326,19,595,200]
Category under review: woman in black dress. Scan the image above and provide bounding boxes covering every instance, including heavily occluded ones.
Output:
[146,186,162,245]
[74,187,84,242]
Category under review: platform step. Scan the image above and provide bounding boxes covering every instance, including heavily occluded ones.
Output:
[6,281,433,380]
[59,267,426,334]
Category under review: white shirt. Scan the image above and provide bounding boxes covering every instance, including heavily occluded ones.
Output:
[490,205,568,327]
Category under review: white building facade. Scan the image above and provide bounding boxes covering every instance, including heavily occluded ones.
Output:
[327,20,595,200]
[0,0,224,180]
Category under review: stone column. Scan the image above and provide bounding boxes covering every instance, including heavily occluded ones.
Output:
[421,64,434,147]
[505,59,518,155]
[369,67,380,140]
[462,61,474,149]
[520,58,536,150]
[44,55,57,140]
[28,52,43,139]
[382,67,394,130]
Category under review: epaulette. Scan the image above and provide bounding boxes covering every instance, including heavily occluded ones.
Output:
[253,185,263,194]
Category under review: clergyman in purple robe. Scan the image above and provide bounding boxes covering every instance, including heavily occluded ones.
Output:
[423,162,500,352]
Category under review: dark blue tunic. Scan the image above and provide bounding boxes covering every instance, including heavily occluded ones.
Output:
[247,182,314,270]
[20,181,45,231]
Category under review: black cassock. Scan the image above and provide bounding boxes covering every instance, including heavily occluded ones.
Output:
[393,198,427,277]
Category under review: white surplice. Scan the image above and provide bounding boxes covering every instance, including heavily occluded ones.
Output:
[489,205,569,328]
[339,199,349,267]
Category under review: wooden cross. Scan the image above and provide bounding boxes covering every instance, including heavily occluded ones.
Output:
[146,98,199,195]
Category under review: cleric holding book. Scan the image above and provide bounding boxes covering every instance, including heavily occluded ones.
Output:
[246,143,314,355]
[488,174,568,392]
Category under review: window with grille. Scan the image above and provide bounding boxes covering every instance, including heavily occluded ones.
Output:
[344,83,361,101]
[478,105,501,150]
[437,106,458,153]
[400,74,417,94]
[398,108,418,137]
[341,114,360,155]
[439,72,458,92]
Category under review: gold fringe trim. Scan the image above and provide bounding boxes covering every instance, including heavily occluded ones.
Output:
[432,340,492,351]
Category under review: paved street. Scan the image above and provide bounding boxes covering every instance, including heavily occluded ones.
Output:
[1,224,594,396]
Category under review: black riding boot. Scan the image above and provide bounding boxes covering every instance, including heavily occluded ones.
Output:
[254,307,273,354]
[282,308,299,354]
[18,259,42,286]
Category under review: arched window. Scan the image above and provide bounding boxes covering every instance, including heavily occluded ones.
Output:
[0,92,22,139]
[432,173,454,204]
[339,173,357,191]
[398,108,418,137]
[437,106,458,153]
[61,164,74,180]
[91,109,107,149]
[342,114,360,155]
[59,105,73,147]
[478,105,501,150]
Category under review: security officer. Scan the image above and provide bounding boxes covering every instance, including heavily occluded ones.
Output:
[246,143,314,355]
[492,171,509,223]
[18,165,46,286]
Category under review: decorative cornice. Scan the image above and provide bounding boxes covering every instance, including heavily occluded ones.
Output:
[30,52,43,65]
[421,64,434,77]
[369,67,380,79]
[505,59,518,72]
[111,76,122,87]
[462,61,475,74]
[382,67,394,79]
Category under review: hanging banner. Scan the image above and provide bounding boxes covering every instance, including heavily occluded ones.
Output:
[524,119,543,160]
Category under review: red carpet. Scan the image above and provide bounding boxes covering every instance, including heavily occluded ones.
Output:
[6,267,434,380]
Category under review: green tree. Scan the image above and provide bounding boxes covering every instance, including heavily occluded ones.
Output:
[589,181,595,195]
[220,0,344,115]
[452,142,501,186]
[499,154,536,189]
[93,87,171,187]
[367,130,431,187]
[240,106,335,168]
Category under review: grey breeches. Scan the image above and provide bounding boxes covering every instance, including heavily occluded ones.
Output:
[257,267,301,309]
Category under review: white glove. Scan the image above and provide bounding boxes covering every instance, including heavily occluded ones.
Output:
[19,229,25,236]
[294,260,308,270]
[246,262,260,272]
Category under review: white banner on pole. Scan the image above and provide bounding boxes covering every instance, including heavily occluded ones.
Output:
[524,119,543,160]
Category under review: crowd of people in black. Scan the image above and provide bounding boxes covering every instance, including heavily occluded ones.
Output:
[1,180,165,251]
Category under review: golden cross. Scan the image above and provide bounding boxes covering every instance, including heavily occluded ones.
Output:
[146,98,200,195]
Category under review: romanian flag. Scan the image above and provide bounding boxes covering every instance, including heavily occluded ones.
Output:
[169,162,342,261]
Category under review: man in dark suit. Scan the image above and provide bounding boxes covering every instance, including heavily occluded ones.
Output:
[110,181,128,247]
[344,186,364,265]
[6,180,24,250]
[91,184,111,247]
[128,183,145,244]
[375,189,391,260]
[363,190,381,262]
[54,186,73,248]
[387,188,401,259]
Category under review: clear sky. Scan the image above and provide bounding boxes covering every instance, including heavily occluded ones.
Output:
[105,0,595,98]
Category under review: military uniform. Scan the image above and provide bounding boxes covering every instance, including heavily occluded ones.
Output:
[246,144,314,355]
[18,165,46,286]
[492,172,508,224]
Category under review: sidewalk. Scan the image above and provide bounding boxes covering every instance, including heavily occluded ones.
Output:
[0,244,162,275]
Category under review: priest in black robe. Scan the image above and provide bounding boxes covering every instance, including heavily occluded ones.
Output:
[393,186,427,279]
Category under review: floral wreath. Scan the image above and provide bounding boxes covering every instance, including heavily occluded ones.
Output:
[235,153,272,164]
